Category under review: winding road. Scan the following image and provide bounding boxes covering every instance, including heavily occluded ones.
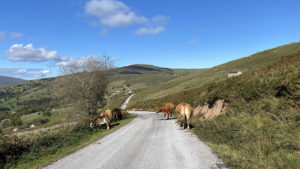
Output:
[44,111,225,169]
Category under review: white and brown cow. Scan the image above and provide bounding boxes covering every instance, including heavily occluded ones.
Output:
[90,115,110,130]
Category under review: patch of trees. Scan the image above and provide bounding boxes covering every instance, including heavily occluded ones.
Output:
[56,55,114,115]
[18,98,58,115]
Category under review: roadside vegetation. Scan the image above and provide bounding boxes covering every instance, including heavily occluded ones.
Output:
[0,113,136,169]
[129,52,300,168]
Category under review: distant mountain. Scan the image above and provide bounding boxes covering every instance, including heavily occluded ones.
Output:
[0,76,25,87]
[110,64,203,91]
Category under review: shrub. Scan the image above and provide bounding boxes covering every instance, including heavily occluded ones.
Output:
[0,119,102,168]
[42,110,51,117]
[10,115,22,126]
[20,117,50,129]
[0,119,12,129]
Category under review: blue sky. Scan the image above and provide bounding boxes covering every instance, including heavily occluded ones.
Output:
[0,0,300,79]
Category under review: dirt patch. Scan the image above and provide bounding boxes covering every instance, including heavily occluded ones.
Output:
[194,99,226,120]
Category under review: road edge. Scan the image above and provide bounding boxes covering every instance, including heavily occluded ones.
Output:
[14,114,137,169]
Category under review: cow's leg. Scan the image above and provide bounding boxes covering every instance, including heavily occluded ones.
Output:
[170,112,172,120]
[184,115,187,129]
[186,116,190,131]
[180,116,184,128]
[164,113,166,120]
[106,122,110,130]
[167,113,169,120]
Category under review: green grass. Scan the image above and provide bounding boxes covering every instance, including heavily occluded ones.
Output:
[129,53,300,168]
[1,114,136,169]
[110,64,201,92]
[21,113,43,121]
[128,42,300,107]
[104,93,129,110]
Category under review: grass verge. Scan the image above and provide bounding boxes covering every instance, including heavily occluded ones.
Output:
[1,114,136,169]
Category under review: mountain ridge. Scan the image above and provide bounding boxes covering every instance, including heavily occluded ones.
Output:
[0,76,25,88]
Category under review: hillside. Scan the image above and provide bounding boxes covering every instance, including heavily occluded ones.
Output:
[129,42,300,106]
[128,50,300,168]
[0,65,199,132]
[108,64,201,91]
[0,76,25,88]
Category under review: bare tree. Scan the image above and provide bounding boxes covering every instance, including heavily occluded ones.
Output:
[57,55,114,115]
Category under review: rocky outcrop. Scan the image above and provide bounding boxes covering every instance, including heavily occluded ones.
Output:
[194,99,226,120]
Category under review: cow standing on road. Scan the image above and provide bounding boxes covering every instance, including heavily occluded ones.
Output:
[176,102,193,130]
[156,102,175,120]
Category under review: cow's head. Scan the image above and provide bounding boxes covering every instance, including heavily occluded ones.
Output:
[90,117,98,128]
[155,107,160,113]
[90,122,95,128]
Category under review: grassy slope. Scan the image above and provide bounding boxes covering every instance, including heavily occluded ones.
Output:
[129,42,300,106]
[128,52,300,168]
[108,64,201,92]
[0,78,56,114]
[0,65,198,132]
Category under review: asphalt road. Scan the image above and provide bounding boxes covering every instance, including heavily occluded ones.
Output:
[44,111,225,169]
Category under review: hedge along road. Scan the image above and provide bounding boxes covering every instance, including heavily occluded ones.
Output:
[44,111,226,169]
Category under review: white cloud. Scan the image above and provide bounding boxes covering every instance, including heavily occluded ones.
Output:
[85,0,147,27]
[135,26,165,35]
[0,31,6,42]
[10,32,23,38]
[34,70,50,78]
[0,68,51,79]
[56,56,93,67]
[84,0,168,35]
[55,55,113,70]
[17,69,27,73]
[5,44,67,63]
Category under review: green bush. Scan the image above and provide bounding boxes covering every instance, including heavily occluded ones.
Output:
[21,117,50,129]
[10,114,22,126]
[42,110,51,117]
[0,119,12,129]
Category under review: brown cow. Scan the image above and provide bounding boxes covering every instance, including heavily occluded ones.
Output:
[112,108,123,122]
[90,115,110,129]
[156,102,175,120]
[100,109,113,122]
[176,102,193,130]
